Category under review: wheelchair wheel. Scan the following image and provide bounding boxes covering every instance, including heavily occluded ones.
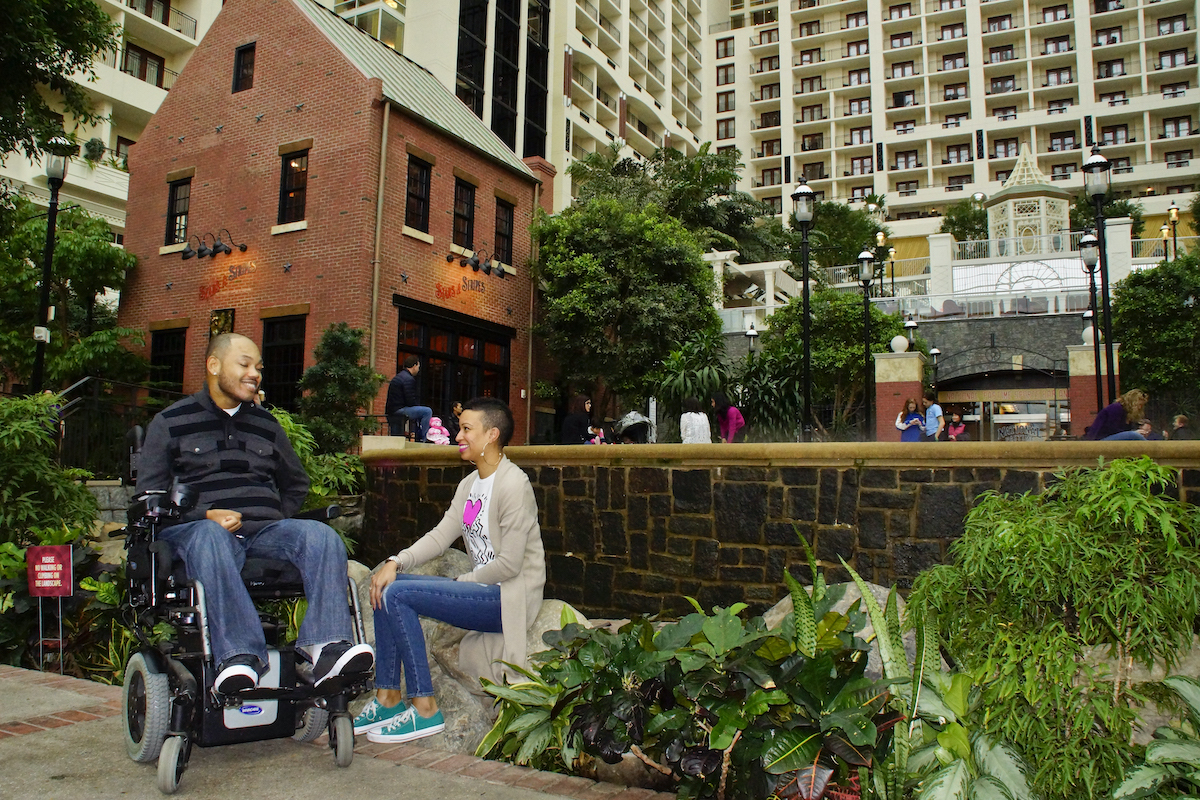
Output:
[330,715,354,768]
[157,735,188,794]
[123,652,170,763]
[293,706,329,743]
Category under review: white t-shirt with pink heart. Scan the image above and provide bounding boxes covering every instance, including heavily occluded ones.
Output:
[462,473,497,570]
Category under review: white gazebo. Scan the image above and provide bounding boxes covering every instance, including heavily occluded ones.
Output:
[985,144,1073,256]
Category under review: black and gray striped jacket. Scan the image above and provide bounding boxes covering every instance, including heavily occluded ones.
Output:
[138,387,310,536]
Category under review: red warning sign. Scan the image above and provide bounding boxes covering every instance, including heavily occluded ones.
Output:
[26,546,73,598]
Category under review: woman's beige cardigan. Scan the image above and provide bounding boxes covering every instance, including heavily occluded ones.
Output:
[396,455,546,688]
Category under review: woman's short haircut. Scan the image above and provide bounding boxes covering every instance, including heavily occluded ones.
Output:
[464,397,514,447]
[683,397,703,414]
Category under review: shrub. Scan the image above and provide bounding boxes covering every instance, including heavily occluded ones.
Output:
[296,323,383,454]
[909,457,1200,800]
[0,393,97,547]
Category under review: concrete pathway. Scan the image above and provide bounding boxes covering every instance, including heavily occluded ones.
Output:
[0,665,673,800]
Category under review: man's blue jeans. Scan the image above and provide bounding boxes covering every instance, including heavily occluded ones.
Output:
[159,518,354,669]
[388,406,432,440]
[374,574,501,698]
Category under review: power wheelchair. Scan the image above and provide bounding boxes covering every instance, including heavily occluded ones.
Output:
[115,481,372,794]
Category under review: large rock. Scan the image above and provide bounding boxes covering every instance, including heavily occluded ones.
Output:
[763,581,916,679]
[353,550,589,755]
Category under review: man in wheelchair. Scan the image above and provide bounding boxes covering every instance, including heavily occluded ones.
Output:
[138,332,374,695]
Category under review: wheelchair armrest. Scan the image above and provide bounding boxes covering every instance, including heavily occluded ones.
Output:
[294,504,342,522]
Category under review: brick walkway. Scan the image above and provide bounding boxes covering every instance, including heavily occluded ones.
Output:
[0,665,675,800]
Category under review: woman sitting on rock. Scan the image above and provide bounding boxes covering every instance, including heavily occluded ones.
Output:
[355,397,545,743]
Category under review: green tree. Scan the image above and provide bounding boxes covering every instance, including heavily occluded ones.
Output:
[738,288,907,438]
[0,197,143,388]
[1069,192,1145,239]
[939,197,990,242]
[0,0,121,158]
[1111,252,1200,400]
[569,142,793,263]
[1188,192,1200,237]
[807,202,888,270]
[296,323,384,454]
[532,198,719,410]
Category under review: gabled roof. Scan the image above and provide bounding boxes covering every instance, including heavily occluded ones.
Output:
[293,0,535,181]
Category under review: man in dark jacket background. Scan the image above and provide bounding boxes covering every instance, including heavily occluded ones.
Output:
[385,355,432,440]
[138,333,373,695]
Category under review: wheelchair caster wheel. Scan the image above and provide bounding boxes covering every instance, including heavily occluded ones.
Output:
[330,715,354,768]
[157,735,189,794]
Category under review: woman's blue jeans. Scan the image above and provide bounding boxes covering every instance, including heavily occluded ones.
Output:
[374,574,502,698]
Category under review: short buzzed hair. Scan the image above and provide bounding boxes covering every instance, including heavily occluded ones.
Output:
[207,332,252,360]
[402,355,419,370]
[463,397,514,447]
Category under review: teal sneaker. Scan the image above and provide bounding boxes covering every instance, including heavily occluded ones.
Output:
[365,706,445,743]
[352,697,408,734]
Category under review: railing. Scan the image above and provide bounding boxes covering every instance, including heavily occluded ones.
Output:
[126,0,197,39]
[874,289,1092,320]
[599,14,621,42]
[580,0,600,22]
[98,48,178,90]
[631,14,647,33]
[826,257,932,287]
[57,377,186,480]
[955,231,1085,260]
[648,29,665,51]
[1134,236,1197,258]
[572,68,594,93]
[597,87,617,111]
[648,2,664,23]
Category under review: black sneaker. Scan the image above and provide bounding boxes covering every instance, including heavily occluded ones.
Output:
[215,655,261,694]
[312,642,374,686]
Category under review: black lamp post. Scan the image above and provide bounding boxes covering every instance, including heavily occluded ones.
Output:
[1082,146,1116,404]
[790,178,815,442]
[888,247,897,297]
[1168,201,1179,261]
[1079,231,1104,415]
[745,321,758,353]
[929,347,940,389]
[858,246,876,440]
[30,138,73,394]
[1161,224,1171,260]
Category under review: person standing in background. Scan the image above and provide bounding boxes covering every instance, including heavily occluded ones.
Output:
[895,398,924,443]
[711,391,745,443]
[921,391,944,442]
[680,397,712,444]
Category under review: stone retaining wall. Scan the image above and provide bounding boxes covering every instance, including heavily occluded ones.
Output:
[361,441,1200,620]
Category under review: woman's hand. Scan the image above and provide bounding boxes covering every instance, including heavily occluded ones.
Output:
[370,560,399,609]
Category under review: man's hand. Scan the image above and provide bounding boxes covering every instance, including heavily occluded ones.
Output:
[370,560,399,609]
[206,508,243,532]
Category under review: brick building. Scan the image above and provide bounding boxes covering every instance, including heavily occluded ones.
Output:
[119,0,551,443]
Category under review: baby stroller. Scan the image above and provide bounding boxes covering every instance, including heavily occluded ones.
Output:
[116,482,371,794]
[613,411,653,443]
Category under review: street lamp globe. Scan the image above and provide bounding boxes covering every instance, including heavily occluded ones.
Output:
[1082,146,1110,201]
[44,136,73,183]
[790,179,815,224]
[1079,231,1099,271]
[858,247,875,282]
[1168,201,1179,224]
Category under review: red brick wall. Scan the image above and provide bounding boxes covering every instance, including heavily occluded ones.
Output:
[119,0,538,442]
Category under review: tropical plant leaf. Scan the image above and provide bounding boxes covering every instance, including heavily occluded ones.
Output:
[786,569,818,658]
[916,759,970,800]
[1165,676,1200,730]
[971,732,1034,800]
[969,774,1016,800]
[825,732,874,766]
[1110,764,1173,800]
[515,722,554,765]
[796,761,835,800]
[763,729,823,774]
[823,708,878,746]
[1146,740,1200,766]
[937,722,971,762]
[843,559,906,681]
[884,589,910,681]
[702,608,748,654]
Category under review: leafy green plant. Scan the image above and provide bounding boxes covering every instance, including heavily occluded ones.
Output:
[480,540,897,800]
[0,393,97,547]
[1113,676,1200,799]
[271,409,361,554]
[909,457,1200,800]
[296,323,384,454]
[654,329,730,441]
